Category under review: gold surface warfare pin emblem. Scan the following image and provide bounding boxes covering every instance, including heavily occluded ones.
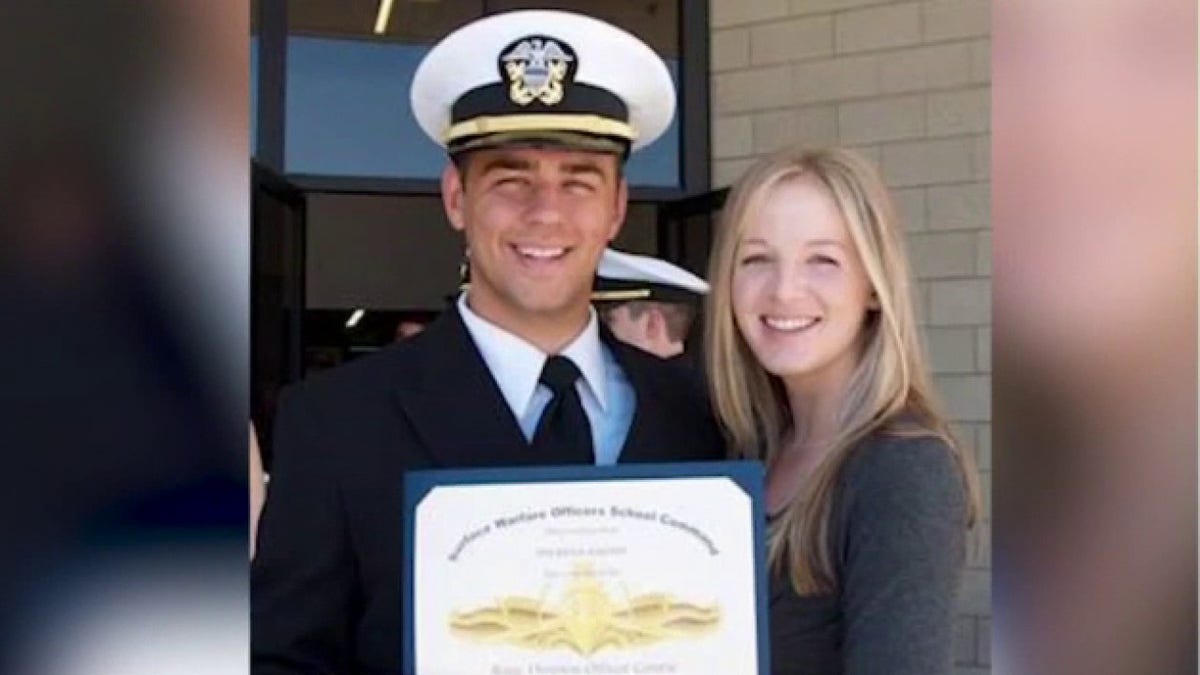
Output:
[448,562,722,656]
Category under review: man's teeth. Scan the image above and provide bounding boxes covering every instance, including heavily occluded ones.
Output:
[763,316,818,331]
[516,246,566,259]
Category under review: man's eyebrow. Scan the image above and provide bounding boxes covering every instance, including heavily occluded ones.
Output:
[561,162,608,179]
[478,156,534,174]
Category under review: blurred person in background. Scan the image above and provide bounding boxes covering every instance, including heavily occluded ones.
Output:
[392,319,427,341]
[594,247,708,361]
[706,147,981,675]
[250,422,266,558]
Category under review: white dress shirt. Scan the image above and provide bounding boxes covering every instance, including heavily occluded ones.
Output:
[457,293,635,465]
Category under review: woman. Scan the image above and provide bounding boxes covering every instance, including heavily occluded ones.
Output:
[705,147,981,674]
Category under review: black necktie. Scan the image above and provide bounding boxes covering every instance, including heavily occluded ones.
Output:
[531,355,594,463]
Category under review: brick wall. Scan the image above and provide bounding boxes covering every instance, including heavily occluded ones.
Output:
[708,1,991,671]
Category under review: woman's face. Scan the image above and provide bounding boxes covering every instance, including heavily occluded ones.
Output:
[731,176,877,394]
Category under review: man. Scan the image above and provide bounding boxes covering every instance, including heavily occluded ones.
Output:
[594,248,709,360]
[251,10,724,674]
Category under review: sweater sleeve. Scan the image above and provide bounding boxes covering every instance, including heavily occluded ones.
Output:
[836,436,968,675]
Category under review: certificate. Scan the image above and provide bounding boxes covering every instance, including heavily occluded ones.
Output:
[403,461,768,675]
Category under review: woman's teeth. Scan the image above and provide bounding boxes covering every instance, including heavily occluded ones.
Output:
[763,316,818,332]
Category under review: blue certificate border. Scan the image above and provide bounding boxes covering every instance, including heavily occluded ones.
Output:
[402,460,769,675]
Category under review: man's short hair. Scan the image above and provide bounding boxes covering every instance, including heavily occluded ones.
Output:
[607,300,698,343]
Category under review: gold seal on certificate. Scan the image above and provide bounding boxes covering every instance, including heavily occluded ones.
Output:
[406,463,766,674]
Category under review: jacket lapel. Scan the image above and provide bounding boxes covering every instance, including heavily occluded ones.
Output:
[601,327,708,464]
[393,310,708,468]
[390,306,537,468]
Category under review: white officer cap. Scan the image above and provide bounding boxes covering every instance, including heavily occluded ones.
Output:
[410,10,676,158]
[593,248,709,304]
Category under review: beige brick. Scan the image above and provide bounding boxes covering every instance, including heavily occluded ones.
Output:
[976,230,990,275]
[750,15,834,66]
[835,3,922,53]
[925,326,977,373]
[846,144,882,165]
[974,331,993,379]
[713,157,757,188]
[978,617,991,665]
[922,0,990,41]
[753,106,837,153]
[711,0,790,28]
[916,279,932,321]
[956,567,991,613]
[936,374,990,421]
[753,110,797,154]
[970,38,990,83]
[789,0,887,14]
[893,187,927,232]
[928,88,990,136]
[793,54,880,103]
[930,278,990,325]
[928,182,989,230]
[909,231,977,278]
[713,65,794,114]
[712,115,755,159]
[796,105,839,146]
[837,95,926,144]
[967,519,991,568]
[972,134,990,179]
[880,42,973,93]
[975,423,991,471]
[953,615,976,664]
[980,470,991,519]
[712,28,751,72]
[881,137,976,187]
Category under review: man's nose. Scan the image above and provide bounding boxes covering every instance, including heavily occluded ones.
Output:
[526,183,565,227]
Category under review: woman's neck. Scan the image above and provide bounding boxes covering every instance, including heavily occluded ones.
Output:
[781,373,850,461]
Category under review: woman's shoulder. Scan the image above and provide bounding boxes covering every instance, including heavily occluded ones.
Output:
[838,428,967,517]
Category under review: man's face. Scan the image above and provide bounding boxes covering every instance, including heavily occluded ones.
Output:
[442,146,627,334]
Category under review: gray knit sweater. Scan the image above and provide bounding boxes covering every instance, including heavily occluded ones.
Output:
[768,433,969,675]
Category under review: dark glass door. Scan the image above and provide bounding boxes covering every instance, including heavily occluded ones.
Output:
[251,161,305,466]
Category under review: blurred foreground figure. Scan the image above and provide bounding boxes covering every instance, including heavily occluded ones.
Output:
[994,0,1196,672]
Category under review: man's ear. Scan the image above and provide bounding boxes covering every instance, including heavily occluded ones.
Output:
[645,306,666,340]
[442,163,467,233]
[608,175,629,242]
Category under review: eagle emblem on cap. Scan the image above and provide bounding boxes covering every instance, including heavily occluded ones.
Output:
[500,37,575,106]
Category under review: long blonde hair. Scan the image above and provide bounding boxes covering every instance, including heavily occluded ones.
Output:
[705,146,981,595]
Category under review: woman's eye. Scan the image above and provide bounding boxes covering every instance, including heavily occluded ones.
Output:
[738,254,768,266]
[810,254,839,267]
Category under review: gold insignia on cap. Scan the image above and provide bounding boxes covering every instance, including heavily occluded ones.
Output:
[501,37,574,106]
